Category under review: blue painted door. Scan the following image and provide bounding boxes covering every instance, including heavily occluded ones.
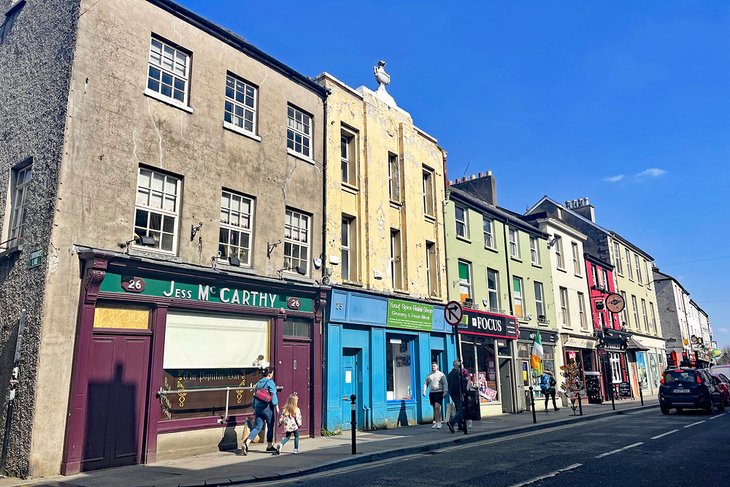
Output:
[342,349,361,429]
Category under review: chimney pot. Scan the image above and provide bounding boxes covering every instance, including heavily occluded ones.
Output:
[572,199,578,208]
[584,197,590,206]
[478,172,484,178]
[448,180,453,186]
[565,201,570,208]
[470,174,476,180]
[487,170,492,176]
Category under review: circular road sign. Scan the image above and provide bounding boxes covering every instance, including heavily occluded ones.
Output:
[444,300,463,327]
[605,293,625,314]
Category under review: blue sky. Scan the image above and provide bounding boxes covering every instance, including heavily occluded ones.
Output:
[179,0,730,347]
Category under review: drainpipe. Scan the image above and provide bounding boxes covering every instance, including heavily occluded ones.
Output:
[502,219,514,316]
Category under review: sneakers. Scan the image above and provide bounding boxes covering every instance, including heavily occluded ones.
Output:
[293,448,301,454]
[272,444,281,456]
[467,419,473,428]
[446,421,455,433]
[265,445,277,452]
[239,442,248,456]
[436,422,442,429]
[431,422,438,429]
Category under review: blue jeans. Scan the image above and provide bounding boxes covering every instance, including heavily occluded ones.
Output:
[247,405,274,443]
[449,394,463,427]
[280,429,299,449]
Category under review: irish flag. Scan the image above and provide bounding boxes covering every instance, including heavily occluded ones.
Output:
[531,332,543,371]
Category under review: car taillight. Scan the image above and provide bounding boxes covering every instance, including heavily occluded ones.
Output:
[696,374,702,384]
[661,376,665,385]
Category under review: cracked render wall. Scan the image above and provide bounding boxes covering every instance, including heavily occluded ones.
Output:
[0,0,80,478]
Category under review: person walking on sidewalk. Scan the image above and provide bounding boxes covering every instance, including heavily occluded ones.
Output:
[423,362,448,429]
[446,360,467,433]
[540,369,559,412]
[241,368,279,455]
[273,393,302,455]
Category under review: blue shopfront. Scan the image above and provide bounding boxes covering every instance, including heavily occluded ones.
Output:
[324,288,457,431]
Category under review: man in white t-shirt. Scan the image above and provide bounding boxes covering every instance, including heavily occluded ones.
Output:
[423,362,448,428]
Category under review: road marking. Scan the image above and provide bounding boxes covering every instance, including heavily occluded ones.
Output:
[595,442,643,458]
[709,413,725,420]
[684,420,705,428]
[506,464,582,487]
[651,429,678,440]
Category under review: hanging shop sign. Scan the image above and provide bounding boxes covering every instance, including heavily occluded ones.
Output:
[605,293,625,313]
[100,271,313,311]
[459,309,518,340]
[386,298,434,332]
[519,329,558,344]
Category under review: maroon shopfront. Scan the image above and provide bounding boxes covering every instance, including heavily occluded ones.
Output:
[61,250,325,474]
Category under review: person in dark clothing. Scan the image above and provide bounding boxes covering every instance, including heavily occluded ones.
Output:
[540,369,559,412]
[240,368,279,455]
[446,360,467,433]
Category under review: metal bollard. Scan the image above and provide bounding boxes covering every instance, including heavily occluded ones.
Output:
[610,385,616,411]
[578,392,583,416]
[529,386,537,424]
[639,383,644,406]
[350,394,357,455]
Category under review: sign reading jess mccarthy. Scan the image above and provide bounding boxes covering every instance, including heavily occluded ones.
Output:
[460,309,518,339]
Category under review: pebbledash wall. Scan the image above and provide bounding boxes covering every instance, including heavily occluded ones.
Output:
[324,288,456,430]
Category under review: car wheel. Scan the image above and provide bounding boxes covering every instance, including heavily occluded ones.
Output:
[660,406,670,415]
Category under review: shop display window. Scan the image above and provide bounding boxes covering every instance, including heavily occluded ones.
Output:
[462,337,499,404]
[386,337,413,401]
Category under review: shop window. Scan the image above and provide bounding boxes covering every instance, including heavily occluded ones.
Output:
[283,318,311,338]
[386,337,413,401]
[462,337,499,404]
[610,352,622,383]
[160,312,269,420]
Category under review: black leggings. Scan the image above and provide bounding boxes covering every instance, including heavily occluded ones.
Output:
[544,388,558,410]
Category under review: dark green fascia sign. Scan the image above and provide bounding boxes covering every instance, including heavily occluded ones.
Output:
[99,271,313,312]
[386,298,434,332]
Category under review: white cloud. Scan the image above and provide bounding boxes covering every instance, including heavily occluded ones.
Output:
[603,174,625,183]
[636,167,667,178]
[718,327,729,334]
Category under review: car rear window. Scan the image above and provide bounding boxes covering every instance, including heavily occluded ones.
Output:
[663,370,697,383]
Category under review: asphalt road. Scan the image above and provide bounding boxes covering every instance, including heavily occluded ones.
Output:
[277,409,729,487]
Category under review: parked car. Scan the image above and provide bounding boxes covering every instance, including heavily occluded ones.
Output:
[712,374,730,406]
[659,367,725,415]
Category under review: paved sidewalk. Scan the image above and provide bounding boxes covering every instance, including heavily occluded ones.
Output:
[1,397,658,487]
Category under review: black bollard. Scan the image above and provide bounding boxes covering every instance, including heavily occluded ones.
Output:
[350,394,357,455]
[639,383,644,406]
[577,392,583,416]
[529,386,537,424]
[610,385,616,411]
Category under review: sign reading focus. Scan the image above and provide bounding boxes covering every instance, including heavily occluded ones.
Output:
[460,309,518,339]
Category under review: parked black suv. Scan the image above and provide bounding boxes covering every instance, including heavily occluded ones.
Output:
[659,367,725,415]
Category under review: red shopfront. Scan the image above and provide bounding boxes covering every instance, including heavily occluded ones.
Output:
[61,251,324,474]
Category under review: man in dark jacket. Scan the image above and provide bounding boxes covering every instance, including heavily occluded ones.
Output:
[446,360,467,433]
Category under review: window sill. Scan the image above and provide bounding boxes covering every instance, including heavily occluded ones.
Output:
[424,213,437,223]
[282,272,316,285]
[341,280,364,287]
[510,256,522,263]
[531,263,542,269]
[0,244,23,259]
[574,273,583,279]
[287,148,316,165]
[389,200,403,209]
[216,261,255,274]
[129,247,181,263]
[484,245,498,254]
[455,235,471,244]
[222,121,261,142]
[341,182,360,194]
[143,88,194,113]
[392,289,410,296]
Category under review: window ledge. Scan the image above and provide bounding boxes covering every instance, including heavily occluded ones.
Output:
[143,88,194,113]
[531,263,542,269]
[510,256,523,263]
[342,280,364,287]
[392,289,410,296]
[287,148,317,165]
[455,235,471,244]
[424,213,437,223]
[389,200,403,209]
[216,261,255,274]
[283,272,316,285]
[341,182,360,194]
[556,267,567,273]
[128,247,182,263]
[223,121,261,141]
[574,273,583,279]
[0,244,23,260]
[484,245,498,253]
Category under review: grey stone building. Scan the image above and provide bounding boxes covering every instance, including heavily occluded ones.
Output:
[0,0,326,478]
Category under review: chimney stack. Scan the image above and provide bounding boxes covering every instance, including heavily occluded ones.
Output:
[571,196,596,222]
[453,169,498,206]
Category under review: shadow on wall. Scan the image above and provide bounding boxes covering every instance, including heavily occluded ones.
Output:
[218,417,238,452]
[397,400,409,427]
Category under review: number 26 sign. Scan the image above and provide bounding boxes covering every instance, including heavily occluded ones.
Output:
[121,276,146,293]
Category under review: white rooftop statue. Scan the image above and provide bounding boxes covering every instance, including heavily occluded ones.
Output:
[373,60,397,108]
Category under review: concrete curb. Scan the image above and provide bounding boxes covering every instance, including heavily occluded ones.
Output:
[181,404,658,487]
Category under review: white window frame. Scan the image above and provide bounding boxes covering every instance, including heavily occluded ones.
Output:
[530,236,540,265]
[340,129,358,186]
[559,286,571,326]
[487,268,500,313]
[631,295,640,329]
[534,281,545,319]
[555,236,564,269]
[610,353,622,383]
[422,167,435,217]
[571,242,581,275]
[218,190,254,266]
[650,302,658,334]
[578,292,587,330]
[483,217,495,249]
[645,261,652,289]
[626,249,634,280]
[224,73,257,136]
[513,276,525,318]
[147,36,190,105]
[455,205,469,239]
[620,291,629,325]
[6,163,32,247]
[134,167,180,254]
[641,298,649,332]
[426,241,438,297]
[284,208,311,276]
[341,215,356,281]
[287,105,312,158]
[613,242,623,275]
[390,229,403,289]
[388,153,402,202]
[635,254,643,284]
[458,260,472,304]
[509,227,520,259]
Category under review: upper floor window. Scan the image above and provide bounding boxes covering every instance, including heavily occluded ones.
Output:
[341,215,357,281]
[645,261,652,289]
[534,281,545,319]
[626,249,634,280]
[487,268,500,313]
[426,241,438,297]
[571,242,581,275]
[631,295,640,329]
[422,167,436,217]
[224,74,257,135]
[530,236,540,265]
[458,260,472,304]
[577,292,588,330]
[455,205,468,239]
[554,235,564,269]
[635,254,643,284]
[219,190,253,266]
[602,269,609,290]
[620,291,629,324]
[134,167,180,253]
[483,217,495,249]
[591,264,598,287]
[650,302,658,334]
[341,128,358,186]
[559,287,571,326]
[388,153,402,202]
[6,162,32,247]
[147,37,189,105]
[613,242,623,275]
[287,106,311,158]
[509,228,520,258]
[641,298,649,332]
[390,229,403,289]
[513,276,524,318]
[284,208,310,275]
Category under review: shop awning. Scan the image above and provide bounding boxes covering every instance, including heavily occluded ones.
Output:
[626,337,649,351]
[564,337,596,349]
